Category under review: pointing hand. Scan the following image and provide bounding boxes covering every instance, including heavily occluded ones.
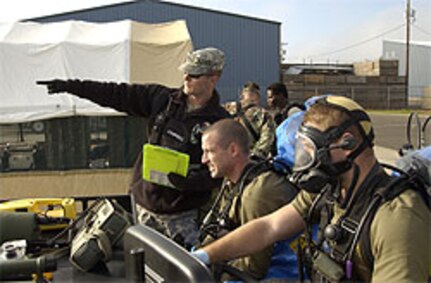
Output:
[36,79,67,94]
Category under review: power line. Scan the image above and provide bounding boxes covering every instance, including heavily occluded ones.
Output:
[412,24,431,37]
[304,23,406,59]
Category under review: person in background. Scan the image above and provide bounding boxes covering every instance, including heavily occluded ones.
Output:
[266,82,304,125]
[224,82,276,159]
[193,95,430,282]
[37,47,230,248]
[199,118,298,281]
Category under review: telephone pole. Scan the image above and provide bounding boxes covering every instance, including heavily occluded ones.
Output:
[405,0,411,107]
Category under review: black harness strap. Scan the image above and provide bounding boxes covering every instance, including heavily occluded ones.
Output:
[300,159,430,282]
[283,102,306,118]
[329,168,391,265]
[237,104,261,143]
[148,92,182,145]
[232,160,273,220]
[302,164,387,280]
[199,160,273,241]
[357,172,425,272]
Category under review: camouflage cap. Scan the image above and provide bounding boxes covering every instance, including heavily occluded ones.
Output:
[179,47,225,75]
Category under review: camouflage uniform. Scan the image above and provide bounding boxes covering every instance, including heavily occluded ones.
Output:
[136,204,199,248]
[225,102,276,158]
[38,47,228,249]
[134,47,227,248]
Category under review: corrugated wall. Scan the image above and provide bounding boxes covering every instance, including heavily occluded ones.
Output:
[383,40,431,98]
[32,0,281,103]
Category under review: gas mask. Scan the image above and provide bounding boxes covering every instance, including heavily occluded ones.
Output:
[289,95,375,195]
[292,120,365,194]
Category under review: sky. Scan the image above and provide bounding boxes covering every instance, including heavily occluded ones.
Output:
[0,0,430,63]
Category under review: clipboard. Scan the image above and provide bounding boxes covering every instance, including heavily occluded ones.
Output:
[142,144,190,188]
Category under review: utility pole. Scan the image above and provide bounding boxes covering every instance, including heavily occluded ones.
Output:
[405,0,411,107]
[280,42,288,81]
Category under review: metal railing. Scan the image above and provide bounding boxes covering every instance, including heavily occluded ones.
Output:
[406,112,431,149]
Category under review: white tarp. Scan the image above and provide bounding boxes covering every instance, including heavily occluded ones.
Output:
[0,20,193,123]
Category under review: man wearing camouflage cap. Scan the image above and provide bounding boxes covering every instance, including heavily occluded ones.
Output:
[37,47,230,248]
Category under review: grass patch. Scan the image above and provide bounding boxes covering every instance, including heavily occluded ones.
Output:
[367,109,431,115]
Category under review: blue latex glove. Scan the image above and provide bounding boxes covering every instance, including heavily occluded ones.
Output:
[191,249,210,265]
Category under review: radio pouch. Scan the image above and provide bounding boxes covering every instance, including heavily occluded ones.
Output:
[69,199,131,272]
[312,250,345,282]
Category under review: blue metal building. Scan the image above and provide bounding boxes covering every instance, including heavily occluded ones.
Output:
[32,0,281,103]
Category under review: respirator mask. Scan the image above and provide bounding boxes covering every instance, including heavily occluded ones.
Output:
[289,96,374,195]
[290,123,358,194]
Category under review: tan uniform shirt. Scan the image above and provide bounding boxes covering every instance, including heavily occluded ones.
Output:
[292,189,430,282]
[205,170,296,279]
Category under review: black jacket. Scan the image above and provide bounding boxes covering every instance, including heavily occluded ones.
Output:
[60,80,230,213]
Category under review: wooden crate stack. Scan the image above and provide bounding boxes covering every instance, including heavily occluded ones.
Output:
[353,61,379,76]
[353,59,399,76]
[283,59,406,109]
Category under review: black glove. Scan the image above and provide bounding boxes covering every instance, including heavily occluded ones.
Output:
[168,171,223,191]
[167,172,190,189]
[36,79,68,94]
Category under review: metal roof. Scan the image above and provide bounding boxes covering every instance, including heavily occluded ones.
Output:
[28,0,281,103]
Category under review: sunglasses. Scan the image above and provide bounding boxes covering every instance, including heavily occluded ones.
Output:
[186,73,211,79]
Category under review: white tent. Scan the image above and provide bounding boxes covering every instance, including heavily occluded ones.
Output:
[0,20,193,123]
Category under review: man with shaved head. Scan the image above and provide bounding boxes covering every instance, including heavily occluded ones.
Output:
[198,118,298,281]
